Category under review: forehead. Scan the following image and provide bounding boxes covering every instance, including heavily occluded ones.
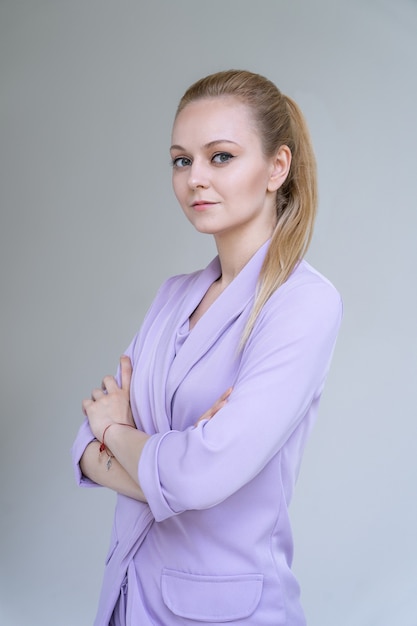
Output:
[171,96,258,145]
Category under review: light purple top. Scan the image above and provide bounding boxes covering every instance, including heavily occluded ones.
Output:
[72,241,342,625]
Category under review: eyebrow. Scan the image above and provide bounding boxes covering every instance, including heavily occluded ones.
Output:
[170,139,240,152]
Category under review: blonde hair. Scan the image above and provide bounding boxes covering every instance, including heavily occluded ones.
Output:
[177,70,317,344]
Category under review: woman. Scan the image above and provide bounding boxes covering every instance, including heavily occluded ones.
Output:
[72,69,342,625]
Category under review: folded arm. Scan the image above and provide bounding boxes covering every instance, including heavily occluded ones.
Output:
[79,355,231,501]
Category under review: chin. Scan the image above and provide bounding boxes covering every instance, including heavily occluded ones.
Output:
[193,227,217,236]
[189,219,221,235]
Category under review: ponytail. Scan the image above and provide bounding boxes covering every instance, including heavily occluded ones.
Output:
[241,95,317,345]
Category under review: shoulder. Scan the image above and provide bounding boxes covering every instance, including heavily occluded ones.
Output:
[277,260,341,308]
[153,254,220,302]
[142,268,205,320]
[239,260,342,387]
[286,259,339,289]
[128,268,205,356]
[255,260,343,335]
[155,268,204,300]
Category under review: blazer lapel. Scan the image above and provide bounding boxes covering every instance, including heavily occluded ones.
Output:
[165,240,269,404]
[137,256,222,433]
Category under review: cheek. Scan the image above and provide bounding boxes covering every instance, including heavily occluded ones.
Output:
[237,171,270,201]
[228,161,271,197]
[172,175,186,204]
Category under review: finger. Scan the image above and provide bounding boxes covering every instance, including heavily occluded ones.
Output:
[91,388,105,401]
[195,402,224,426]
[196,407,212,423]
[200,398,227,423]
[220,387,233,401]
[210,399,228,417]
[120,355,132,393]
[211,389,232,413]
[82,398,93,416]
[194,388,232,427]
[208,389,232,415]
[101,375,117,393]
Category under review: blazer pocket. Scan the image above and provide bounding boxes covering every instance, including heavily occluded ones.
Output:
[161,568,263,622]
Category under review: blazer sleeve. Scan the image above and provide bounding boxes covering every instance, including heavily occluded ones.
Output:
[139,277,343,521]
[71,275,185,487]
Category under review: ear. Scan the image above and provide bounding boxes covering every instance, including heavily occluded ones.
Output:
[267,145,292,192]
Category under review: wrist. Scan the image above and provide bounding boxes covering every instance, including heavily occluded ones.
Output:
[98,422,136,472]
[99,422,135,453]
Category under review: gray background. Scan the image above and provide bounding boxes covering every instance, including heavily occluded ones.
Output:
[1,1,416,625]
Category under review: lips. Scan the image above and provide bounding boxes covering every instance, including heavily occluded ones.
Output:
[191,200,218,211]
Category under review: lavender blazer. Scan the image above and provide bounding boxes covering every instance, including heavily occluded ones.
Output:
[72,241,342,625]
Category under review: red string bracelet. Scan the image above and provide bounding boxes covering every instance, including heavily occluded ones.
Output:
[99,423,135,453]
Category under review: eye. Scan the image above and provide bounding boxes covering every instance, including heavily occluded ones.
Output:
[212,152,234,164]
[171,156,192,168]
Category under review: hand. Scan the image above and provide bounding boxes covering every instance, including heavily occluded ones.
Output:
[82,355,135,441]
[194,388,233,427]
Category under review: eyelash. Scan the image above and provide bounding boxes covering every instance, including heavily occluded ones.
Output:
[171,152,235,168]
[171,156,192,168]
[212,152,234,164]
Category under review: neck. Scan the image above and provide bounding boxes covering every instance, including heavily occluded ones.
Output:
[214,229,272,286]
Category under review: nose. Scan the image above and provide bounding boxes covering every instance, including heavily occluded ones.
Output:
[188,159,209,190]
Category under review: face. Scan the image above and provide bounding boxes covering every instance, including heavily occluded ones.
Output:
[170,97,288,242]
